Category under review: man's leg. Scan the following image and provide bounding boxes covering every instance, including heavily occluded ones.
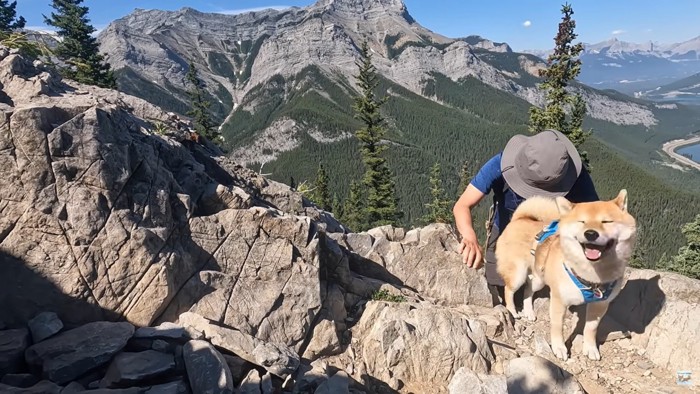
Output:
[488,283,505,307]
[484,225,506,307]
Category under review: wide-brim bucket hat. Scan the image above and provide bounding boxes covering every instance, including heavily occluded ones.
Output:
[500,129,583,198]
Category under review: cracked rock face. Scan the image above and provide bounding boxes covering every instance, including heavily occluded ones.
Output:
[0,48,342,330]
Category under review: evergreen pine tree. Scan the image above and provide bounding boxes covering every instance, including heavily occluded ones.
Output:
[185,60,219,142]
[660,214,700,279]
[352,40,402,228]
[528,3,591,168]
[310,163,332,211]
[332,193,343,221]
[422,162,453,225]
[44,0,116,88]
[457,160,472,197]
[289,176,297,190]
[342,180,367,231]
[0,0,39,60]
[0,0,25,31]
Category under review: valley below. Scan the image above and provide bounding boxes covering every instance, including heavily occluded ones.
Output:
[662,135,700,170]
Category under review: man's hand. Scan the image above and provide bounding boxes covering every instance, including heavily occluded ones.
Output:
[458,236,483,270]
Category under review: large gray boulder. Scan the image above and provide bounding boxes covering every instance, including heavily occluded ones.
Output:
[0,47,341,353]
[183,340,234,394]
[0,329,29,377]
[505,356,584,394]
[606,268,700,372]
[351,301,495,392]
[24,321,134,384]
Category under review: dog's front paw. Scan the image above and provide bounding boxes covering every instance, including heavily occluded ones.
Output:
[507,307,521,319]
[551,342,569,361]
[583,342,601,361]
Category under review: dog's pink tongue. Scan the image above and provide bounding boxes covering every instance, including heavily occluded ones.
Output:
[584,247,602,261]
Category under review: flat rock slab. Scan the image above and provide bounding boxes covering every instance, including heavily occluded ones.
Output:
[27,312,63,343]
[133,323,185,340]
[0,373,40,388]
[0,328,29,377]
[100,350,176,388]
[24,321,134,384]
[0,380,62,393]
[183,340,234,394]
[178,312,299,378]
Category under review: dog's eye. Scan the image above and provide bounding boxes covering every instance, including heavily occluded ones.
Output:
[602,220,613,224]
[578,221,585,224]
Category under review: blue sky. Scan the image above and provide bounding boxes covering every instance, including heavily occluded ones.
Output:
[17,0,700,51]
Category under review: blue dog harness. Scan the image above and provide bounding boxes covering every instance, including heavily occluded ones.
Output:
[532,220,617,303]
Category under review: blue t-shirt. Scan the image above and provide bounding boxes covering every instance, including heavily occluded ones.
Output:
[470,152,599,232]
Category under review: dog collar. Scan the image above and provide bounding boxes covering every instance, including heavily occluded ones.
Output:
[563,265,617,303]
[530,220,559,256]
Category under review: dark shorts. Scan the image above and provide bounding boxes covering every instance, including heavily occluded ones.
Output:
[484,224,505,287]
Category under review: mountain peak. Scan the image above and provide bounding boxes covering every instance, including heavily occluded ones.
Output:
[314,0,411,19]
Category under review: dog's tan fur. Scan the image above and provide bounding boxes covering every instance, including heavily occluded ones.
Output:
[495,190,637,361]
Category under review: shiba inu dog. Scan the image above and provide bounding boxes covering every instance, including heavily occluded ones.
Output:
[495,190,637,361]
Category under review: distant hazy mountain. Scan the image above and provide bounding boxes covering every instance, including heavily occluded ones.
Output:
[639,71,700,105]
[524,36,700,95]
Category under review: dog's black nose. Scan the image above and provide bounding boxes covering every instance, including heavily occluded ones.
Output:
[584,230,599,241]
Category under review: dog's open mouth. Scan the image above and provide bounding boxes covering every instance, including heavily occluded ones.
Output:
[581,240,615,261]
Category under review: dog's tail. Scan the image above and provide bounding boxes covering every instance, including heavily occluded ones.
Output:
[510,195,561,223]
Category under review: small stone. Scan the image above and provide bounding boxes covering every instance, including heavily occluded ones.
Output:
[606,331,630,341]
[533,334,553,358]
[636,360,654,370]
[637,348,646,356]
[493,360,504,375]
[643,370,652,377]
[27,312,64,343]
[617,338,632,349]
[568,364,583,375]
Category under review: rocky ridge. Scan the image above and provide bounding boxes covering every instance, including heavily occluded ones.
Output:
[0,48,698,393]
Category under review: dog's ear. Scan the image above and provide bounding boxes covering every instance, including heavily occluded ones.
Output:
[555,196,573,215]
[614,189,628,212]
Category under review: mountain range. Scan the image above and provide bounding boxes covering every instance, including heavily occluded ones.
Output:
[526,36,700,96]
[79,0,700,262]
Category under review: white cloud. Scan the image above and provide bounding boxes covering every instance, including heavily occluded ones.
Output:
[612,29,626,35]
[523,20,532,28]
[217,6,291,15]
